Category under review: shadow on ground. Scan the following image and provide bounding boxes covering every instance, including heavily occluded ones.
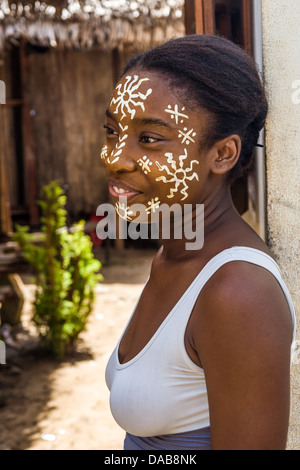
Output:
[0,248,154,450]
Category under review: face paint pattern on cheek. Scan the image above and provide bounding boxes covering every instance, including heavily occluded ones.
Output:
[115,200,134,221]
[153,103,199,201]
[110,75,153,121]
[155,149,199,201]
[146,197,161,214]
[137,155,153,174]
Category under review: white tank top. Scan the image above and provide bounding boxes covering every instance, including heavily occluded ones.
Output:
[105,247,296,437]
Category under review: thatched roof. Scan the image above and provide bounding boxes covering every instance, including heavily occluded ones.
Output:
[0,1,185,52]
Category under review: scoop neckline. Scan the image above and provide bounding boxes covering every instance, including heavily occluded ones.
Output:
[115,246,280,369]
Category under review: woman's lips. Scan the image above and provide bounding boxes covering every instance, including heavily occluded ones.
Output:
[108,182,142,200]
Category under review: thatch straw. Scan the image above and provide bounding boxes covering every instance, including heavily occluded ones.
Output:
[0,1,185,51]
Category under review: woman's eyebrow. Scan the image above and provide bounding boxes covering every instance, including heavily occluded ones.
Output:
[135,117,175,129]
[105,109,117,121]
[105,109,175,130]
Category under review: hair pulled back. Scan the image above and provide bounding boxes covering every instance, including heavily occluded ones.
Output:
[123,35,268,182]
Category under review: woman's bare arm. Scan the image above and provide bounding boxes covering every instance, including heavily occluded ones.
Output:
[192,261,293,450]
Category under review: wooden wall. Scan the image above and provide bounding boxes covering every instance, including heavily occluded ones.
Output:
[27,47,114,219]
[1,47,23,212]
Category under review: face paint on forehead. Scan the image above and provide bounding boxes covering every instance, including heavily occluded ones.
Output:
[110,75,153,121]
[164,103,197,144]
[164,105,188,125]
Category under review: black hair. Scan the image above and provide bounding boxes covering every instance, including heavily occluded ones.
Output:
[122,35,268,183]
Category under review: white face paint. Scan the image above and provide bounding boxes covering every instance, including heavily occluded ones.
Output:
[137,156,153,174]
[100,144,108,160]
[115,200,134,221]
[104,77,201,216]
[152,104,199,201]
[108,123,129,164]
[146,197,161,214]
[164,105,188,124]
[110,75,153,121]
[178,127,197,145]
[104,75,153,168]
[155,149,199,201]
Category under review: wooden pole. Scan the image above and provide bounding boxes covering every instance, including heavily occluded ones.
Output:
[242,0,252,55]
[0,111,13,236]
[184,0,196,35]
[194,0,204,35]
[202,0,215,34]
[194,0,215,35]
[0,55,13,237]
[19,40,39,226]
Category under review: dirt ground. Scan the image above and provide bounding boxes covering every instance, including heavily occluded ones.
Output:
[0,247,155,450]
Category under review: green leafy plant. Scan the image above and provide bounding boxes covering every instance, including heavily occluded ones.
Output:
[14,181,103,359]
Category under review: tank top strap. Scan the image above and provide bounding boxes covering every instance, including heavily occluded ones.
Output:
[187,246,296,347]
[197,246,282,284]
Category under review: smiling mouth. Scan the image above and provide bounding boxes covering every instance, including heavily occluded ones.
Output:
[108,182,142,200]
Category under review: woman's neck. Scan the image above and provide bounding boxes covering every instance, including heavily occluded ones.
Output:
[159,184,239,262]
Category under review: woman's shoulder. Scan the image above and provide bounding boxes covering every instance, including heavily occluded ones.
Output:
[188,248,294,375]
[191,245,294,350]
[197,236,288,312]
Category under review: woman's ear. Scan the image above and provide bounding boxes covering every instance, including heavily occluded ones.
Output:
[211,135,241,175]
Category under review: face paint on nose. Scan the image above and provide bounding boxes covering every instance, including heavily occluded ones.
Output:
[108,123,129,164]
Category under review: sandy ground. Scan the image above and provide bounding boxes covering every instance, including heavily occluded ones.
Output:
[0,248,155,450]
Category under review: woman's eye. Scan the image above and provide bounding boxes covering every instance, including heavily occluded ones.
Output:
[140,135,161,144]
[103,125,118,137]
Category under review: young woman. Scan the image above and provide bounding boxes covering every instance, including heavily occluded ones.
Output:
[103,35,296,450]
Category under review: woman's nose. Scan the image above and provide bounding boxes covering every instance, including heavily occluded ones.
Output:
[102,140,137,173]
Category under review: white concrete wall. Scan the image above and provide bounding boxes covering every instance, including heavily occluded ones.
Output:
[261,0,300,450]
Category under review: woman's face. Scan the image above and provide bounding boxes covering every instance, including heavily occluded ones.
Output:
[101,71,212,222]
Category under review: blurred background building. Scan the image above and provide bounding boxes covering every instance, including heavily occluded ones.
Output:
[0,0,299,449]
